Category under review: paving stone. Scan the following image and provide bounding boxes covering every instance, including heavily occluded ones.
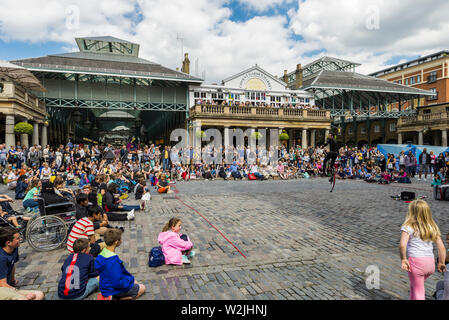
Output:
[6,179,441,300]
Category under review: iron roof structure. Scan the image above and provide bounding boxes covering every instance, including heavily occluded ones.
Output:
[11,36,203,83]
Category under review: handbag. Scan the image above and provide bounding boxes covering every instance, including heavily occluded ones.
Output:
[248,173,256,180]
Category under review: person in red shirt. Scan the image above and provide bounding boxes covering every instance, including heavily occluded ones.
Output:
[67,205,105,256]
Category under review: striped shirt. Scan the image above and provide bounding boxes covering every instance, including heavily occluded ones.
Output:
[66,217,94,253]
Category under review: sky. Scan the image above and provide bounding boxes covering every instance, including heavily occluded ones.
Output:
[0,0,448,83]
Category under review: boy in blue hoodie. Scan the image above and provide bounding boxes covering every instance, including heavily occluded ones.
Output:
[94,229,146,300]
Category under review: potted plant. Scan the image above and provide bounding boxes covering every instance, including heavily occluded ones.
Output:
[14,122,33,135]
[279,131,289,141]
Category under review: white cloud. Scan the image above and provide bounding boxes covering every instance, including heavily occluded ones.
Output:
[0,0,448,82]
[0,0,136,43]
[237,0,295,12]
[288,0,449,73]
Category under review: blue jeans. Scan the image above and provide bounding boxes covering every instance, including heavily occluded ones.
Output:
[163,159,169,171]
[74,278,99,300]
[121,205,140,212]
[23,199,38,209]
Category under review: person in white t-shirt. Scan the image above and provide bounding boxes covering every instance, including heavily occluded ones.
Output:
[400,200,446,300]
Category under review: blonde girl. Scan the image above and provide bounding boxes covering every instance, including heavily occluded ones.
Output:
[400,200,446,300]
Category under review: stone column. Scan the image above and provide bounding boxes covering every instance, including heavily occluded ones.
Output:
[442,129,447,147]
[289,129,295,149]
[418,131,424,145]
[41,124,48,147]
[32,122,39,146]
[224,127,230,148]
[325,128,330,140]
[5,115,15,149]
[302,128,308,149]
[248,128,256,151]
[398,133,403,145]
[20,120,29,148]
[192,120,201,149]
[311,129,316,148]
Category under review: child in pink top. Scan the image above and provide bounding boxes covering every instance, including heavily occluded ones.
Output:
[158,218,195,265]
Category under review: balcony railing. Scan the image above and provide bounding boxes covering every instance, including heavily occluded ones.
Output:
[399,112,449,126]
[190,104,330,121]
[1,85,46,112]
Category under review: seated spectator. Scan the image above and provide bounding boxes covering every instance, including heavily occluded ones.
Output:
[379,171,391,184]
[14,175,27,200]
[76,193,109,236]
[0,206,29,229]
[134,178,146,200]
[95,229,146,300]
[67,205,106,257]
[0,227,45,300]
[22,179,41,216]
[40,180,69,206]
[102,183,138,220]
[57,238,100,300]
[53,176,75,200]
[158,218,194,265]
[7,169,18,190]
[277,161,287,180]
[157,175,171,194]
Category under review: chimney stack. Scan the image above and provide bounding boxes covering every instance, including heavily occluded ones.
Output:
[295,64,303,89]
[283,70,288,85]
[182,53,190,75]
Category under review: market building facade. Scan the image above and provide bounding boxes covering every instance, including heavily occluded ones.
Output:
[188,65,332,149]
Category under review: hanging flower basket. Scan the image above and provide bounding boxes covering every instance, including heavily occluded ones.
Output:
[14,122,33,135]
[279,132,289,141]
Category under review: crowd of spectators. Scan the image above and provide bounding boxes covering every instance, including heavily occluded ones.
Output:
[0,138,448,300]
[194,99,320,110]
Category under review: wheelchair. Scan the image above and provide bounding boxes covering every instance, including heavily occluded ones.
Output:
[25,197,77,252]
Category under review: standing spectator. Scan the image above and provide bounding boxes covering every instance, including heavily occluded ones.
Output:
[162,146,170,171]
[418,148,431,181]
[399,200,446,300]
[0,144,7,167]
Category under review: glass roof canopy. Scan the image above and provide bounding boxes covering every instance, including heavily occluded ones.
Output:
[75,36,140,57]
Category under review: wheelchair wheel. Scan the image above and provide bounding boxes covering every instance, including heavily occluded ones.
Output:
[26,216,68,252]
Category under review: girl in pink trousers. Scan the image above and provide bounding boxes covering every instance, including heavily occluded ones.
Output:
[158,218,195,265]
[400,200,446,300]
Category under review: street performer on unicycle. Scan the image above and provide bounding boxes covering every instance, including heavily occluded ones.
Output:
[320,132,339,187]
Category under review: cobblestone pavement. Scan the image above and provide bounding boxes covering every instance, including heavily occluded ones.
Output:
[5,177,449,300]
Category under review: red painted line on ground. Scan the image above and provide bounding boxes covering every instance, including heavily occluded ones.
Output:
[170,184,247,259]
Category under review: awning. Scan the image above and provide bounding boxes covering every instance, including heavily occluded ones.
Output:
[0,60,46,92]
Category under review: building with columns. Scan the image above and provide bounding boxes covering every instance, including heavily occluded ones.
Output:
[370,51,449,146]
[0,61,48,148]
[188,65,332,149]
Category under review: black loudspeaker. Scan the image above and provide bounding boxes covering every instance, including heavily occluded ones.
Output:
[401,191,416,201]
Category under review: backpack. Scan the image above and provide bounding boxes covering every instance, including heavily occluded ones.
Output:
[149,246,165,267]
